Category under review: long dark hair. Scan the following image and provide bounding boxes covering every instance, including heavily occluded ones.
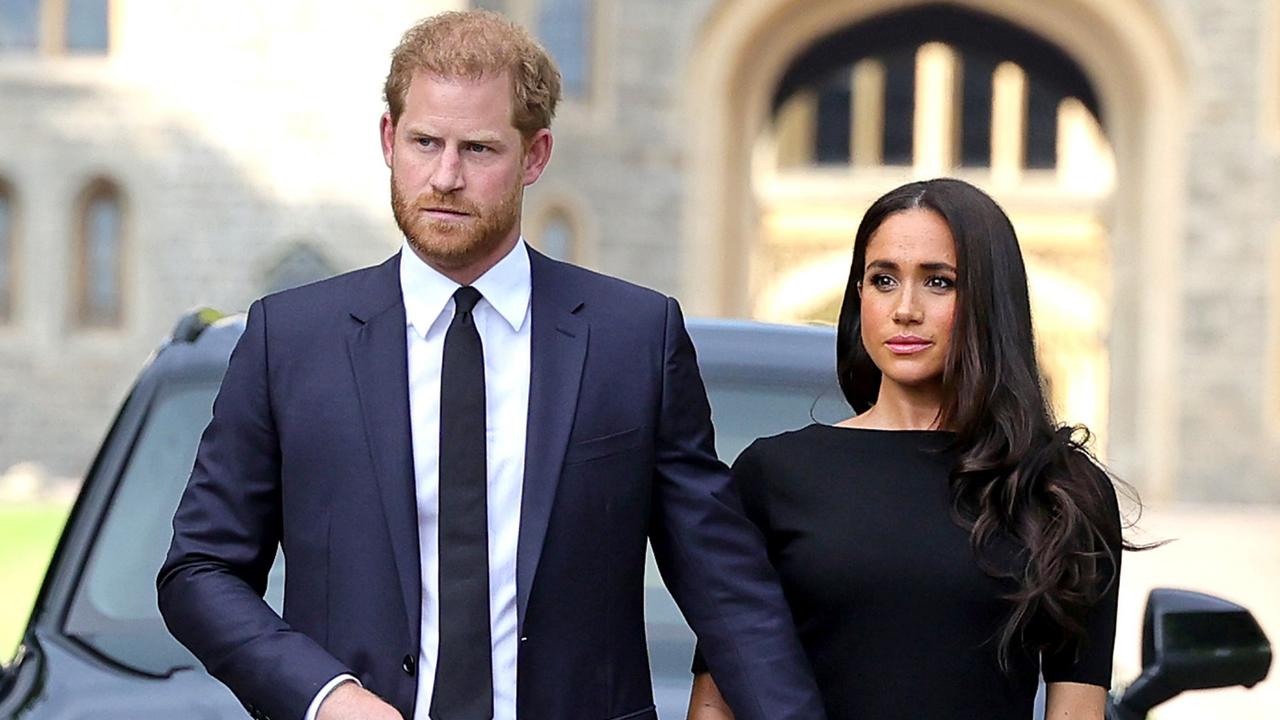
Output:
[836,178,1130,667]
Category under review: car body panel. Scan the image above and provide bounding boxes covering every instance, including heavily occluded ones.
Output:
[1,315,842,719]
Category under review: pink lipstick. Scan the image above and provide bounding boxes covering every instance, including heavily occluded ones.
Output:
[885,334,933,355]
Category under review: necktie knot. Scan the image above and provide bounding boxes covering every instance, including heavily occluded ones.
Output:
[453,286,482,315]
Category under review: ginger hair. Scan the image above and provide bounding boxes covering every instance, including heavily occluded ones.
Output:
[383,10,562,138]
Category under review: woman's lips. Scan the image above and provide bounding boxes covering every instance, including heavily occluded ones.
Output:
[885,336,933,354]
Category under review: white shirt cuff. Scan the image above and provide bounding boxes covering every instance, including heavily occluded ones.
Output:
[304,674,361,720]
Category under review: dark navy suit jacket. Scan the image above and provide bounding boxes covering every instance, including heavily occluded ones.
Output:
[157,249,824,720]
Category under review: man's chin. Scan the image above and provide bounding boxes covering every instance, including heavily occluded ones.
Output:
[407,233,506,270]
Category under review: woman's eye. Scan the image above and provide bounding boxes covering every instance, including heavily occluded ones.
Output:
[869,274,897,290]
[925,276,956,290]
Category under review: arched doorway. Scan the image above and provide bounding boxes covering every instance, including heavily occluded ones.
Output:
[684,0,1187,496]
[749,5,1114,450]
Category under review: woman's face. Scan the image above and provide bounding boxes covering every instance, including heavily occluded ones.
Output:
[859,208,958,395]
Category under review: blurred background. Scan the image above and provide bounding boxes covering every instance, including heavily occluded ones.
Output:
[1,0,1277,717]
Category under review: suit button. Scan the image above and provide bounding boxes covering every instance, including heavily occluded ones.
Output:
[402,654,416,675]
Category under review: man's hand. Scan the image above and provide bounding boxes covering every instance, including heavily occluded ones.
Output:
[317,681,403,720]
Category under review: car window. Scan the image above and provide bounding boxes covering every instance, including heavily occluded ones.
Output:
[706,380,850,460]
[63,380,285,675]
[644,375,847,689]
[58,336,845,682]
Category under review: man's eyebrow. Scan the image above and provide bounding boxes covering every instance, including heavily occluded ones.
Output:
[402,127,505,143]
[463,132,504,144]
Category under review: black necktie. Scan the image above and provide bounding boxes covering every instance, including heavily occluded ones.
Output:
[430,286,493,720]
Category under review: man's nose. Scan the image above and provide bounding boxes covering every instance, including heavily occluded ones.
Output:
[429,147,465,194]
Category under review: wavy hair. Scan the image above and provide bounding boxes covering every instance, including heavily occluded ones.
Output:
[384,10,561,139]
[836,178,1132,668]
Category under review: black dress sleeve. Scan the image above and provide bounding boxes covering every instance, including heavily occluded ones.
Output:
[691,440,772,675]
[691,644,710,675]
[1041,473,1122,686]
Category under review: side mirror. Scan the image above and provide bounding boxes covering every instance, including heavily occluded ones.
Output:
[1111,588,1271,719]
[0,643,38,713]
[0,650,17,702]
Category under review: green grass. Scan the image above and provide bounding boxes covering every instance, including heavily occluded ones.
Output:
[0,502,72,660]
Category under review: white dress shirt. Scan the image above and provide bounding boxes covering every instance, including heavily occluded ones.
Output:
[306,239,530,720]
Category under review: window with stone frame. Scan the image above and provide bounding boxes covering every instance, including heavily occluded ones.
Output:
[263,243,337,295]
[536,0,590,99]
[0,0,39,51]
[74,179,123,328]
[0,180,13,322]
[0,0,109,55]
[535,209,577,262]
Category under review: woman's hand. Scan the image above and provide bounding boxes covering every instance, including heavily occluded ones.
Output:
[1045,681,1107,720]
[686,672,735,720]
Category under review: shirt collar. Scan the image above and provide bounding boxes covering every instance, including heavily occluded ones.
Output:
[399,238,532,337]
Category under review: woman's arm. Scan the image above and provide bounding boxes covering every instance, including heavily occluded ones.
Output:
[1045,681,1107,720]
[687,672,735,720]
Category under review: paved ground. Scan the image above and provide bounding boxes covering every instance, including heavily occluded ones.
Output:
[1113,502,1280,719]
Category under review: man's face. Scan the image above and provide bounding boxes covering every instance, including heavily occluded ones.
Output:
[381,71,552,280]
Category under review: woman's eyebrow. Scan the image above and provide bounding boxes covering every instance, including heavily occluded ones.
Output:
[920,262,957,272]
[866,259,956,273]
[866,259,899,271]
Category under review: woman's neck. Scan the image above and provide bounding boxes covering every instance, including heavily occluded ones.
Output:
[843,382,946,431]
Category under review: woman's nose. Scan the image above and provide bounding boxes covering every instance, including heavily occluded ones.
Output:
[892,293,923,324]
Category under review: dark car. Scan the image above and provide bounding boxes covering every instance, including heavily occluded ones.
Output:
[0,310,1270,719]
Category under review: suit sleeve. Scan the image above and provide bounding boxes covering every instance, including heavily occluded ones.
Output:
[690,442,772,675]
[157,299,350,720]
[647,298,825,720]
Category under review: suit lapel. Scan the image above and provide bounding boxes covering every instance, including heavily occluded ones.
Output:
[346,253,422,648]
[517,251,587,631]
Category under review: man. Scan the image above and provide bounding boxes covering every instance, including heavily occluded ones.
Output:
[157,11,824,720]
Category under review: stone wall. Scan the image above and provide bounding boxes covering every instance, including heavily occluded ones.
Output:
[0,0,458,477]
[3,0,1280,501]
[1157,0,1280,500]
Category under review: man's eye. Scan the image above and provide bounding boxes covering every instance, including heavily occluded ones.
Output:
[415,137,437,148]
[467,143,490,153]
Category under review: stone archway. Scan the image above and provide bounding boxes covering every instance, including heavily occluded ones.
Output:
[682,0,1188,496]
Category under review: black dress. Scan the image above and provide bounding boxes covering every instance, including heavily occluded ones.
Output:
[693,424,1120,720]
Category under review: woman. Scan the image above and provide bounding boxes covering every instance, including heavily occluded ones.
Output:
[688,178,1127,720]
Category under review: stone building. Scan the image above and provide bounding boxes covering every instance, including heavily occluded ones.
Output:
[0,0,456,481]
[2,0,1279,505]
